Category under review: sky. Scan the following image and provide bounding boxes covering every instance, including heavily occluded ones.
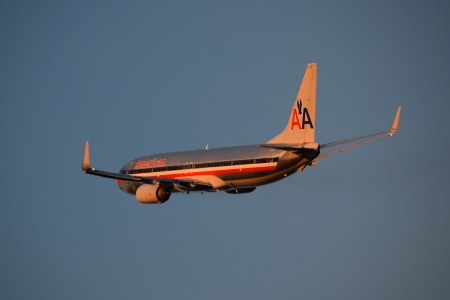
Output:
[1,1,450,299]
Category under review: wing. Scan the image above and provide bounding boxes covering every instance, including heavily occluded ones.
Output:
[315,106,401,160]
[81,142,214,191]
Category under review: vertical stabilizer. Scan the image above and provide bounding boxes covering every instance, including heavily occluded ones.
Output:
[267,63,317,144]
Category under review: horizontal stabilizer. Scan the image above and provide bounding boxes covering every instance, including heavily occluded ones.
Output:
[258,142,319,152]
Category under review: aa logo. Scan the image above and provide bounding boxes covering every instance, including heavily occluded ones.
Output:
[291,99,314,130]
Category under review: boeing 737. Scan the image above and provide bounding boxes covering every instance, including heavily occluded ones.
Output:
[82,63,401,203]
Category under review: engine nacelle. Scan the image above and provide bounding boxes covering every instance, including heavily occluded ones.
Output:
[135,184,171,204]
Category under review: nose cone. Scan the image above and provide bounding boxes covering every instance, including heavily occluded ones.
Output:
[115,161,138,195]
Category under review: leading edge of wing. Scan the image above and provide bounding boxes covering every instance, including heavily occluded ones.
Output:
[81,141,173,185]
[315,106,401,160]
[81,141,213,190]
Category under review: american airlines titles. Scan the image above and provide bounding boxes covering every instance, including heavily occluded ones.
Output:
[134,158,166,169]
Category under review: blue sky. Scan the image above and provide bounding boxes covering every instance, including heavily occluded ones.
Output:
[1,1,450,299]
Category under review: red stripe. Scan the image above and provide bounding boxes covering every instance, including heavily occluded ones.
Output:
[116,165,272,183]
[157,165,271,178]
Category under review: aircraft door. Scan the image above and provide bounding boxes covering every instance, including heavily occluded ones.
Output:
[268,150,276,170]
[184,162,194,175]
[126,162,134,174]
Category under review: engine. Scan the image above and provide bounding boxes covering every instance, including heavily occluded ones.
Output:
[135,184,171,204]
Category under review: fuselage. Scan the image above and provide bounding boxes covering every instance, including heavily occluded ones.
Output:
[116,144,319,194]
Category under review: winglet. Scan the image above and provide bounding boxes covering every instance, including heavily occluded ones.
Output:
[82,141,91,171]
[389,106,401,135]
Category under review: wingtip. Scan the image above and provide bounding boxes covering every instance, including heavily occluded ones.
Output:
[82,141,91,171]
[389,106,401,135]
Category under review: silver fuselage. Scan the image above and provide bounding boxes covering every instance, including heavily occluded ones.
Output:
[116,144,319,194]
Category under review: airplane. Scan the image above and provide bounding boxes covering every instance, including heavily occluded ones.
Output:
[82,63,401,204]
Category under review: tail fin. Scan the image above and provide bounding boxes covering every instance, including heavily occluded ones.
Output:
[267,63,317,144]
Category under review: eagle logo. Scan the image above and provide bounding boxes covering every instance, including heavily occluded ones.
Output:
[296,99,302,115]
